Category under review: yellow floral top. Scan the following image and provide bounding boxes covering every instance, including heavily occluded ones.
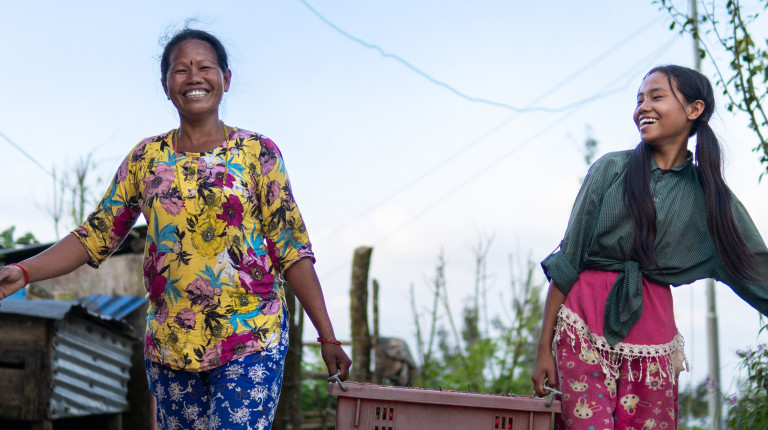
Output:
[74,127,314,371]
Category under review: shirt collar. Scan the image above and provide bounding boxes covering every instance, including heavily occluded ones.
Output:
[650,150,694,173]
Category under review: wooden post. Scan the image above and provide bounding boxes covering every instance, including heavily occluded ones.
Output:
[350,246,373,382]
[274,280,304,430]
[372,279,384,385]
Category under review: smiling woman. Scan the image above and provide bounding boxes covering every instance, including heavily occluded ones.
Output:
[162,36,232,146]
[0,27,350,430]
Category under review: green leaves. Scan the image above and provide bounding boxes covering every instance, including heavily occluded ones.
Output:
[0,226,39,249]
[725,337,768,428]
[410,242,545,394]
[659,0,768,179]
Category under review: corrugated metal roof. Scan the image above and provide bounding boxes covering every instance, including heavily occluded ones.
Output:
[0,224,147,264]
[77,294,147,321]
[0,299,76,319]
[0,295,146,325]
[0,243,52,264]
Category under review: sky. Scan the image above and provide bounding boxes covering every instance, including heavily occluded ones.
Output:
[2,1,767,397]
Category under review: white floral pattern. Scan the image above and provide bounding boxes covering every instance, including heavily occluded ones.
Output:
[146,308,289,429]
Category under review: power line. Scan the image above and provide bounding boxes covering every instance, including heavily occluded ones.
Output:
[319,35,680,280]
[371,37,678,245]
[0,129,52,176]
[315,17,668,243]
[1,128,121,195]
[299,0,661,113]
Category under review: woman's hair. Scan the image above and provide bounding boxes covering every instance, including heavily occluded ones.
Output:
[623,64,760,283]
[160,28,229,84]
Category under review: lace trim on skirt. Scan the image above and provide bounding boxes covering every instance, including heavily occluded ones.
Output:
[553,305,688,384]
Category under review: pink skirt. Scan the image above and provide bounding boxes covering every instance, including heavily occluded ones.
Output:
[554,269,687,383]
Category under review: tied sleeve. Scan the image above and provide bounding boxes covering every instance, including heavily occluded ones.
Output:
[541,157,614,295]
[72,146,143,268]
[714,195,768,316]
[257,138,315,273]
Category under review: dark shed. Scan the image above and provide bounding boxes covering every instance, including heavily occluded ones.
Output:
[0,296,145,425]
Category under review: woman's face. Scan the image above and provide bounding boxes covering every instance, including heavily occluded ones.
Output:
[633,72,700,149]
[163,39,231,121]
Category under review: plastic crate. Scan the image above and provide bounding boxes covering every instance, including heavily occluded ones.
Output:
[328,382,561,430]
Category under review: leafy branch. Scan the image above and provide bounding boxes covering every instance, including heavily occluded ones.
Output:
[658,0,768,178]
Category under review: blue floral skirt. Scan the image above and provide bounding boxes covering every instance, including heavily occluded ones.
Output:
[146,309,289,430]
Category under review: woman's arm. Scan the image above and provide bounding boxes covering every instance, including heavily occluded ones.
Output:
[531,281,566,397]
[284,257,351,380]
[0,233,90,300]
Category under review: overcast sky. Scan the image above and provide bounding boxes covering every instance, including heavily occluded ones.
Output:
[2,1,767,395]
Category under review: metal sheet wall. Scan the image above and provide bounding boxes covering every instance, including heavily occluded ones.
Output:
[49,318,132,418]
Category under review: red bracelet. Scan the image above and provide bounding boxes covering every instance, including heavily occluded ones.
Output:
[317,337,342,346]
[9,264,29,285]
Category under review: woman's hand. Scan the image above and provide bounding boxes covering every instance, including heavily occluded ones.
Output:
[532,345,558,397]
[320,343,351,381]
[0,234,90,304]
[0,265,27,301]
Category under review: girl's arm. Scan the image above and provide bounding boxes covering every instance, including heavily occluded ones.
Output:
[0,233,90,300]
[531,281,566,397]
[284,257,351,380]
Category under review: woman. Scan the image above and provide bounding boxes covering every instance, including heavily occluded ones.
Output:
[0,28,350,429]
[532,65,768,429]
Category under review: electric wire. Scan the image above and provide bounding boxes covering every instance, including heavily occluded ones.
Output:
[314,16,666,243]
[318,35,680,279]
[0,130,52,176]
[299,0,662,113]
[1,129,120,198]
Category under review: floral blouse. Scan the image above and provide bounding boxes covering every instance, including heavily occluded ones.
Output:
[74,127,314,371]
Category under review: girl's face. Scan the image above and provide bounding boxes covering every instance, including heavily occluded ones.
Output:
[163,39,231,122]
[633,72,702,149]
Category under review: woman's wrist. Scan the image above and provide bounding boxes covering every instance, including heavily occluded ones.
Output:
[8,264,29,285]
[317,337,342,346]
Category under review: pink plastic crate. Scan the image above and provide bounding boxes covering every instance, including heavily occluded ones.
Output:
[328,382,561,430]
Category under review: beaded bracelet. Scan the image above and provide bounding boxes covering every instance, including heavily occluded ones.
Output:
[8,264,30,285]
[317,337,342,346]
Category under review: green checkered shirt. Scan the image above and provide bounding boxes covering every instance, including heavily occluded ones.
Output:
[542,150,768,345]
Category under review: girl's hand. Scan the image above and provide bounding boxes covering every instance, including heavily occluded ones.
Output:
[0,265,27,301]
[321,343,351,381]
[532,282,565,397]
[532,345,558,397]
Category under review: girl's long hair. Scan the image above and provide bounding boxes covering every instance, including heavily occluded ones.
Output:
[623,65,760,283]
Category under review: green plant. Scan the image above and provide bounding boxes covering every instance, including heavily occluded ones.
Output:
[0,226,39,249]
[45,152,100,237]
[298,345,337,429]
[677,378,710,429]
[410,237,545,394]
[725,338,768,428]
[658,0,768,178]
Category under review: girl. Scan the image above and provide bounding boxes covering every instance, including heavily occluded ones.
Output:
[532,65,768,429]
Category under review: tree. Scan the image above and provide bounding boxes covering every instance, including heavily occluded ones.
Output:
[658,0,768,178]
[44,152,99,238]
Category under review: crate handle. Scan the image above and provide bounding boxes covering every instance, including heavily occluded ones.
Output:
[328,370,348,392]
[542,386,562,408]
